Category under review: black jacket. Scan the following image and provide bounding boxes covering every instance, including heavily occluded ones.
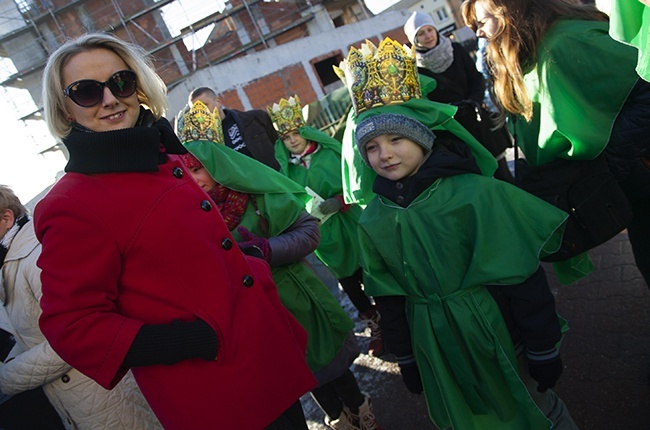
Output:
[418,43,485,105]
[605,78,650,201]
[224,109,281,171]
[418,44,511,157]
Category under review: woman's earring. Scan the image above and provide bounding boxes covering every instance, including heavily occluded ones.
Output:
[67,117,74,123]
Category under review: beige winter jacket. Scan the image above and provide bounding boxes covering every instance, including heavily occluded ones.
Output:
[0,219,162,430]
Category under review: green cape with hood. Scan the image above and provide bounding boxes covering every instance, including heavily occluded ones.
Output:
[275,125,363,278]
[341,97,498,207]
[356,105,569,427]
[184,140,353,371]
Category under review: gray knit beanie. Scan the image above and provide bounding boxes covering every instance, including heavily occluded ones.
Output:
[403,11,437,46]
[355,113,436,165]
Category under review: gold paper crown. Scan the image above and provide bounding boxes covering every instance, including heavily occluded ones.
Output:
[267,95,305,136]
[334,38,421,114]
[179,100,224,144]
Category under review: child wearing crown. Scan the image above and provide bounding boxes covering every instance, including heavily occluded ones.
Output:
[268,95,385,358]
[178,100,383,430]
[339,38,579,429]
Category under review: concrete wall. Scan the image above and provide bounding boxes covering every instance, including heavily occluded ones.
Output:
[167,9,411,118]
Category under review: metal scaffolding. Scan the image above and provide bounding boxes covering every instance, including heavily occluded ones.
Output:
[0,0,323,131]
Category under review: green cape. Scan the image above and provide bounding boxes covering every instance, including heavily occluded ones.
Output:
[184,140,354,371]
[275,126,363,278]
[358,173,568,429]
[609,0,650,82]
[515,20,639,166]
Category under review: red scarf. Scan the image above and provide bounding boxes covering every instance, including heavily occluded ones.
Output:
[208,185,249,231]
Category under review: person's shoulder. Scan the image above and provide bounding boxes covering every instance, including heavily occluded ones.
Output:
[231,109,272,123]
[451,42,467,51]
[543,19,608,48]
[231,108,269,117]
[249,109,273,120]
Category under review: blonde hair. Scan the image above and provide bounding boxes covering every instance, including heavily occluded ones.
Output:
[0,185,27,219]
[42,33,168,141]
[462,0,607,125]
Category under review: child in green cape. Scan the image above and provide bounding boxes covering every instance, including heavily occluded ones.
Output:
[269,95,384,358]
[340,38,578,430]
[179,101,383,430]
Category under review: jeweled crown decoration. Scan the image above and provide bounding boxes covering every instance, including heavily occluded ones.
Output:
[267,95,305,136]
[334,38,421,114]
[179,100,224,144]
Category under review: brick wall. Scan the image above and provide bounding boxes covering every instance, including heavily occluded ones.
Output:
[220,89,246,111]
[242,64,317,110]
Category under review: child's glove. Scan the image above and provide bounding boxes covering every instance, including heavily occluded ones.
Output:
[318,197,343,215]
[398,358,423,394]
[527,348,563,393]
[236,226,271,262]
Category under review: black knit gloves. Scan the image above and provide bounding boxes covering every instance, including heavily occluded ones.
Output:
[397,355,423,394]
[124,319,219,368]
[527,348,563,393]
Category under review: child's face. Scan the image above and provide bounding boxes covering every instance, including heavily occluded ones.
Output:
[282,130,309,155]
[415,25,439,49]
[365,134,426,181]
[187,164,218,193]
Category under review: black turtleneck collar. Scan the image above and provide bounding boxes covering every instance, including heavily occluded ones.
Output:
[373,139,481,208]
[62,108,187,175]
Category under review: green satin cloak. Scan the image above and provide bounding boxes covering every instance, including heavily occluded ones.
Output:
[184,140,353,371]
[514,20,639,166]
[275,126,363,278]
[358,173,568,429]
[609,0,650,82]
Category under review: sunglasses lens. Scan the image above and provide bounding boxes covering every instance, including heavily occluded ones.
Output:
[65,71,137,107]
[107,71,137,98]
[68,81,103,107]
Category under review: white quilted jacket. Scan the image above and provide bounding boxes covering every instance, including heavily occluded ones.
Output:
[0,220,162,430]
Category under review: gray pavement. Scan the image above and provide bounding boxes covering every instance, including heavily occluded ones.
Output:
[302,230,650,429]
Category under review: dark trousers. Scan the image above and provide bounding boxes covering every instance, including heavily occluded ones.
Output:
[264,400,308,430]
[0,387,65,430]
[626,197,650,288]
[606,79,650,288]
[338,269,372,314]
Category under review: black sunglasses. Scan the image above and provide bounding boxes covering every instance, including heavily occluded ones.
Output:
[64,70,137,107]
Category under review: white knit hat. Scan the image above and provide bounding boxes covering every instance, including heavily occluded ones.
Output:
[403,11,437,46]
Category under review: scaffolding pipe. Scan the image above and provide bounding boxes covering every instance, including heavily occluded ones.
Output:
[242,0,268,49]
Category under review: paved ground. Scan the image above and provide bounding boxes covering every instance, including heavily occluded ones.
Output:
[302,231,650,429]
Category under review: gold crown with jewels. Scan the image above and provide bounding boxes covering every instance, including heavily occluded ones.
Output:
[267,95,305,136]
[334,38,421,114]
[179,100,224,144]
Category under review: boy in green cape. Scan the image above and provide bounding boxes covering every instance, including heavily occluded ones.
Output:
[269,95,384,357]
[339,38,578,430]
[179,100,383,430]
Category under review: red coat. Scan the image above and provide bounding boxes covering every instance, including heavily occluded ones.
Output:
[34,154,315,430]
